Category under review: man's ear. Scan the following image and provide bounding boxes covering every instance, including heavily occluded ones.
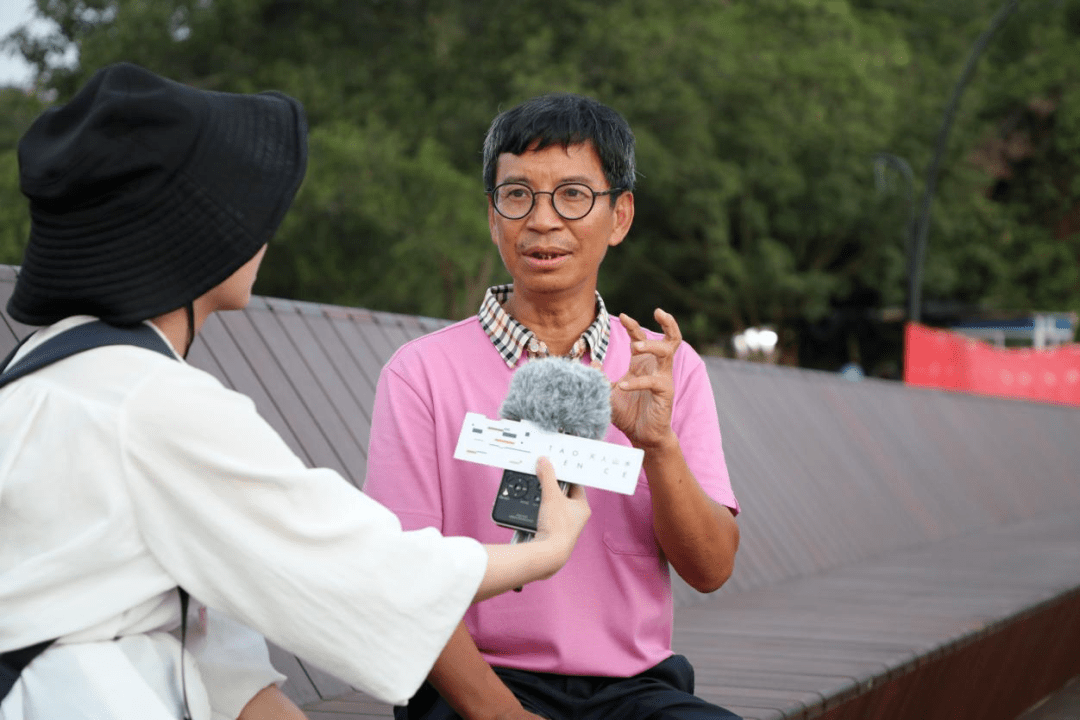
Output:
[608,191,634,248]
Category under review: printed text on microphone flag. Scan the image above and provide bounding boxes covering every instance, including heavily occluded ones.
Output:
[453,412,644,495]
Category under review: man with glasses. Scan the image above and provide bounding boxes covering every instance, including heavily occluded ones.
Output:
[364,93,741,720]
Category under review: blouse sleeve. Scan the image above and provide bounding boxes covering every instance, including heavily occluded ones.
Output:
[118,363,487,706]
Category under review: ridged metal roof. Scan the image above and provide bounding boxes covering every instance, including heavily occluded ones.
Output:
[3,265,1079,719]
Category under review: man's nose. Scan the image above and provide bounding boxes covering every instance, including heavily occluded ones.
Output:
[526,191,563,226]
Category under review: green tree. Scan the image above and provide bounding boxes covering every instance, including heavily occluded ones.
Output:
[854,0,1080,321]
[0,87,49,265]
[5,0,1078,373]
[0,149,30,266]
[267,119,493,318]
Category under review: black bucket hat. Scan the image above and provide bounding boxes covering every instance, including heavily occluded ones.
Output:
[8,62,308,326]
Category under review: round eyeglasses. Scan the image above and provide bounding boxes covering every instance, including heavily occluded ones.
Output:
[489,182,624,221]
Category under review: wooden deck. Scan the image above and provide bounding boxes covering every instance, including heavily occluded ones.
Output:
[2,264,1079,719]
[301,692,393,719]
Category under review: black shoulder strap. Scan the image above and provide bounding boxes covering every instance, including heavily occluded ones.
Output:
[0,321,175,389]
[178,587,193,720]
[0,640,55,702]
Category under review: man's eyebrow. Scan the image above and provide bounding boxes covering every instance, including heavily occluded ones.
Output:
[498,175,600,186]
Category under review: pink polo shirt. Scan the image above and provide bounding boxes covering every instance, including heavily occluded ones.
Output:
[363,315,737,677]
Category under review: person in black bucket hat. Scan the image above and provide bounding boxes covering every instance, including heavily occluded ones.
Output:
[0,63,590,720]
[9,60,308,349]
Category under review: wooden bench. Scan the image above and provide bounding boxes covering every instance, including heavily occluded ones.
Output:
[3,264,1078,720]
[670,359,1080,719]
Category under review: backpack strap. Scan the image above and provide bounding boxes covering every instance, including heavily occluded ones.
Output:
[0,640,55,703]
[0,320,175,388]
[178,588,193,720]
[0,334,32,376]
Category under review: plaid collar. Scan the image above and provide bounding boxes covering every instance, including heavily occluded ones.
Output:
[479,284,611,368]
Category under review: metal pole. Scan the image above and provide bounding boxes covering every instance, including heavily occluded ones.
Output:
[874,152,916,302]
[908,0,1021,323]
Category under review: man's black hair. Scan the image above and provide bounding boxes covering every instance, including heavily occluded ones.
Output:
[482,93,636,195]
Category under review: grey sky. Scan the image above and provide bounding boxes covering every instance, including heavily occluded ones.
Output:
[0,0,42,88]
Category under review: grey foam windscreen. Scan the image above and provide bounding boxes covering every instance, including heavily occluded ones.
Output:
[499,357,611,440]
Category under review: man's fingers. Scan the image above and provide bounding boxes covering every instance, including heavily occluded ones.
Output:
[653,308,683,345]
[619,312,647,342]
[624,309,682,355]
[628,340,670,361]
[617,374,668,393]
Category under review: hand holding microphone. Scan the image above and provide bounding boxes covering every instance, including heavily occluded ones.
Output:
[531,456,590,569]
[475,454,590,599]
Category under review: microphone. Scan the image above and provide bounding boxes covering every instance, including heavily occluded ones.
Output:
[500,357,612,440]
[493,357,611,545]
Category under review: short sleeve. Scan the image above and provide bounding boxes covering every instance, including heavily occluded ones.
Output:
[672,346,740,514]
[363,359,446,531]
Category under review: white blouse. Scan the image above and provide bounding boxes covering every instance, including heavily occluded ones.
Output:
[0,317,487,719]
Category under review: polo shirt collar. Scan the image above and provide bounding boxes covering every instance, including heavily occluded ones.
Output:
[478,284,611,368]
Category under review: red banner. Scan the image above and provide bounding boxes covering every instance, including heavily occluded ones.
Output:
[904,322,1080,405]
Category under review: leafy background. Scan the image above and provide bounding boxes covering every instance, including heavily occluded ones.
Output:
[2,0,1078,376]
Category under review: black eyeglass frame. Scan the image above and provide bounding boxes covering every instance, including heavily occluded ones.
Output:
[488,182,626,221]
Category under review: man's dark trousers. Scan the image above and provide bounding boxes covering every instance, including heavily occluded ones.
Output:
[397,654,742,720]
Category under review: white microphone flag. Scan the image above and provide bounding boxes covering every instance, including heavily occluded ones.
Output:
[454,412,643,495]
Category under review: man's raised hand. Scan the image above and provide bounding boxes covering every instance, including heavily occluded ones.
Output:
[611,308,682,449]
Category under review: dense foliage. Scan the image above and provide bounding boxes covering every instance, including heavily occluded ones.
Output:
[2,0,1078,374]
